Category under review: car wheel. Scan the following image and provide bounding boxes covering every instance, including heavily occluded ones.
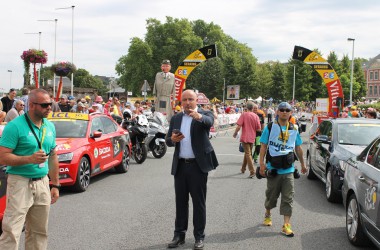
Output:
[306,153,317,180]
[72,157,91,192]
[115,145,130,173]
[346,194,369,246]
[326,167,341,203]
[152,142,167,158]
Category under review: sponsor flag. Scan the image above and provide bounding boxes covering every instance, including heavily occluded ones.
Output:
[174,44,217,101]
[293,46,344,117]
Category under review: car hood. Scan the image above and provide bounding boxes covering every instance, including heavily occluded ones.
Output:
[55,138,88,154]
[336,144,366,159]
[342,145,367,156]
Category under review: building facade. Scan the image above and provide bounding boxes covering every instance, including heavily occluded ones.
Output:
[364,54,380,100]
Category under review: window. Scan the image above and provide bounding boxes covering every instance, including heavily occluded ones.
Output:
[366,139,380,167]
[370,71,374,80]
[375,71,379,80]
[375,86,378,96]
[317,121,332,136]
[90,117,104,135]
[101,117,117,134]
[370,86,373,95]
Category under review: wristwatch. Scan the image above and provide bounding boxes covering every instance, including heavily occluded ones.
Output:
[50,184,61,190]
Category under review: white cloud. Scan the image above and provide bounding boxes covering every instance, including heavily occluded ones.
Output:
[1,0,379,91]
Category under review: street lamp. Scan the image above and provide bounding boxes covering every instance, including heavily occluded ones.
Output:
[38,19,58,96]
[347,38,355,105]
[7,70,12,90]
[56,5,75,96]
[24,32,42,49]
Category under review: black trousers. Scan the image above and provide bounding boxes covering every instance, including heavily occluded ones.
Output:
[174,160,208,240]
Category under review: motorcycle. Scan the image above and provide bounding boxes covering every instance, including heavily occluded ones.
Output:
[297,115,308,134]
[121,111,149,164]
[145,112,168,158]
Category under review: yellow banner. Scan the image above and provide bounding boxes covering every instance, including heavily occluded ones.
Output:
[48,112,89,120]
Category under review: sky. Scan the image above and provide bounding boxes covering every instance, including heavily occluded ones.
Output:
[1,0,380,91]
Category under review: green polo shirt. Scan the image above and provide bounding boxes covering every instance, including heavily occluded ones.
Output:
[0,114,56,178]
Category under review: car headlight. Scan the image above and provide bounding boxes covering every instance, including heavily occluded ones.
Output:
[339,160,347,172]
[58,152,74,162]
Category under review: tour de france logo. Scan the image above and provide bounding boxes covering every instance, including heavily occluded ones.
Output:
[365,186,377,211]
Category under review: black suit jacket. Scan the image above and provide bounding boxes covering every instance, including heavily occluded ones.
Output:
[166,109,219,175]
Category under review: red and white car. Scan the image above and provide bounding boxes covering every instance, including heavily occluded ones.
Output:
[48,112,131,192]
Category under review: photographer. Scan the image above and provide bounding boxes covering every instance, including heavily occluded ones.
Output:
[258,102,306,237]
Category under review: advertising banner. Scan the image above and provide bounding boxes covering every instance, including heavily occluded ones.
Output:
[226,85,240,100]
[293,46,344,117]
[316,98,329,112]
[174,44,217,101]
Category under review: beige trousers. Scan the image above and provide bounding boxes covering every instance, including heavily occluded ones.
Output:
[0,174,51,250]
[241,142,255,174]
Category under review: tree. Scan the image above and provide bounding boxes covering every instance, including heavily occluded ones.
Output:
[115,17,258,99]
[74,68,108,95]
[354,59,366,99]
[270,62,287,101]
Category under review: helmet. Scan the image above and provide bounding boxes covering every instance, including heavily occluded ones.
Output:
[123,109,132,120]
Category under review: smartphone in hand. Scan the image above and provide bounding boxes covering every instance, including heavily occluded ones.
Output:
[172,129,182,135]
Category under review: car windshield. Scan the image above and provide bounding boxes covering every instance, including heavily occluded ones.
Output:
[338,123,380,145]
[50,120,88,138]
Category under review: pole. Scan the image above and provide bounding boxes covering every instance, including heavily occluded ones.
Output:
[293,65,296,103]
[144,80,147,102]
[348,38,355,105]
[37,19,58,96]
[223,78,225,103]
[71,6,75,96]
[54,19,57,97]
[56,6,75,96]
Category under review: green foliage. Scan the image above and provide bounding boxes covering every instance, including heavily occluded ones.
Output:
[114,16,370,103]
[115,17,257,100]
[74,68,108,95]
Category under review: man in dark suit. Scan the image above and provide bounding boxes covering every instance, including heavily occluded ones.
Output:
[166,90,219,250]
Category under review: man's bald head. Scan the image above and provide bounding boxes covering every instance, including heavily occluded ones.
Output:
[181,90,198,114]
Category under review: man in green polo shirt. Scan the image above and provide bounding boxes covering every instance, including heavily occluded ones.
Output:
[0,88,60,250]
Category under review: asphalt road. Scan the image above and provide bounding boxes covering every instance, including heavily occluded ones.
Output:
[20,123,376,250]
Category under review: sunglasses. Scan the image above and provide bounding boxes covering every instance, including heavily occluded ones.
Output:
[279,109,291,113]
[33,102,53,108]
[19,104,25,106]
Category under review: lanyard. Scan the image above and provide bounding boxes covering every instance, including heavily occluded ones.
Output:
[277,121,289,146]
[24,114,46,150]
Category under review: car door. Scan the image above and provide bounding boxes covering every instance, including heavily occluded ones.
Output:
[100,117,123,169]
[357,138,380,240]
[314,121,332,177]
[90,117,111,174]
[309,121,326,173]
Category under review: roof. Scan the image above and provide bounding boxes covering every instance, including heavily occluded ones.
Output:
[363,54,380,70]
[327,118,380,124]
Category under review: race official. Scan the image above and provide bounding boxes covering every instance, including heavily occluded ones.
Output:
[0,89,60,250]
[259,102,306,237]
[165,90,218,250]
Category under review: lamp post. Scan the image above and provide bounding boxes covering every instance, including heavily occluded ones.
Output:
[56,5,75,96]
[38,19,58,96]
[292,65,296,104]
[347,38,355,105]
[24,32,42,49]
[7,70,12,90]
[222,78,226,103]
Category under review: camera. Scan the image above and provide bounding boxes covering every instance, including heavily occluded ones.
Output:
[293,168,300,179]
[256,167,277,179]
